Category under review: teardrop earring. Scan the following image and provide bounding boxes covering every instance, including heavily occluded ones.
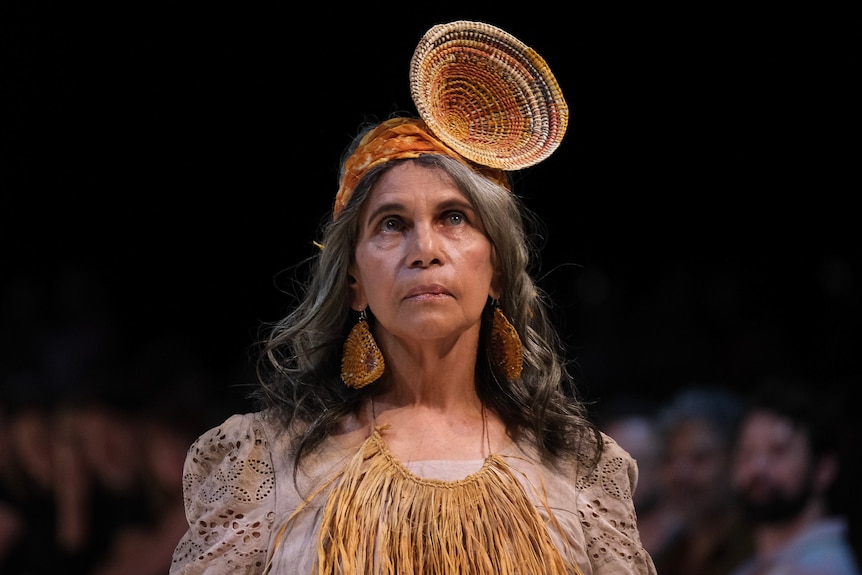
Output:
[341,308,385,388]
[490,300,523,382]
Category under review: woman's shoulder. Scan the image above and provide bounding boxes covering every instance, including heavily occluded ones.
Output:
[172,410,286,574]
[597,430,638,464]
[189,410,281,452]
[583,431,639,492]
[504,429,638,498]
[182,410,290,487]
[556,431,641,531]
[505,432,656,574]
[576,432,656,574]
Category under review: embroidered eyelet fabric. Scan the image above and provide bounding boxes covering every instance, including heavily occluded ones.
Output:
[169,411,657,575]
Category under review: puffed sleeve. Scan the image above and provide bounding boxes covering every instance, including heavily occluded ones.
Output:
[577,434,657,575]
[170,412,277,575]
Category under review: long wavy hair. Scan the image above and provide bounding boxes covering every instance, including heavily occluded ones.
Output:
[251,132,602,480]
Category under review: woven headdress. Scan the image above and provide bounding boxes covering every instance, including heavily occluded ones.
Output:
[333,20,569,220]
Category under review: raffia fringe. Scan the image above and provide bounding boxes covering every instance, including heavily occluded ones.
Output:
[290,428,582,575]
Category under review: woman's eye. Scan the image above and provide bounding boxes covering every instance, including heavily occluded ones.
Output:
[447,212,464,225]
[381,217,403,231]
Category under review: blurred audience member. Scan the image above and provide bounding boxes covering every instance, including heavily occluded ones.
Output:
[58,358,156,571]
[0,397,25,571]
[1,371,90,574]
[83,331,233,575]
[729,376,860,575]
[595,393,682,557]
[0,264,247,574]
[653,384,755,575]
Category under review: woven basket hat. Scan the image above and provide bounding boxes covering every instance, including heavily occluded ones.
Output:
[410,20,568,171]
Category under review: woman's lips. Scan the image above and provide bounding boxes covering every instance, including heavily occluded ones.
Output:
[404,284,451,300]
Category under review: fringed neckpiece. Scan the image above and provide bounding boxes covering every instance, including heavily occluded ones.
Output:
[268,424,581,574]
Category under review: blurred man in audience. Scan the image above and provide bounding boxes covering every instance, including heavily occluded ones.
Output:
[729,376,860,575]
[653,384,755,575]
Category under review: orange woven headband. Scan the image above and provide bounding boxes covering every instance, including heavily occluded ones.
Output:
[332,117,508,220]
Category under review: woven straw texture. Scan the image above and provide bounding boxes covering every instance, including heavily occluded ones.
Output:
[410,20,568,171]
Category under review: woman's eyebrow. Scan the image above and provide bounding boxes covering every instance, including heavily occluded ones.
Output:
[363,201,405,225]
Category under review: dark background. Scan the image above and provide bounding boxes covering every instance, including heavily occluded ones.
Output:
[3,3,859,409]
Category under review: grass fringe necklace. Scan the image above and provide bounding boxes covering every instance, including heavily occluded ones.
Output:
[265,404,582,575]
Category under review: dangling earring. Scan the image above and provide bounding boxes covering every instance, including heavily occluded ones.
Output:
[490,300,523,382]
[341,308,385,389]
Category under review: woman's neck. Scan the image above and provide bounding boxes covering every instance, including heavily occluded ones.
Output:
[366,397,506,461]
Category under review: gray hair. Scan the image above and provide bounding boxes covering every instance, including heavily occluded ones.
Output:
[253,149,600,474]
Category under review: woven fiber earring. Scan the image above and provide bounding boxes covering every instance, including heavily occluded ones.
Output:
[490,301,523,382]
[341,308,385,389]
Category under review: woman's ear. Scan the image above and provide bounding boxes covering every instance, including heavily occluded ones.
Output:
[347,267,365,311]
[489,271,502,301]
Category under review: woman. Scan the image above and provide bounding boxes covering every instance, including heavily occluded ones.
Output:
[170,20,656,575]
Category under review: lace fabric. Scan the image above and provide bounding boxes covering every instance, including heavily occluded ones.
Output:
[169,411,657,575]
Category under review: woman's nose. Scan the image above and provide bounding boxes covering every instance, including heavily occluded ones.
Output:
[407,223,442,268]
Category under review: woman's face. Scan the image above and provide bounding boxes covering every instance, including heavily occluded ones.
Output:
[349,161,497,345]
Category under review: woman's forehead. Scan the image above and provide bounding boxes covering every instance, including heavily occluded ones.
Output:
[365,163,470,208]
